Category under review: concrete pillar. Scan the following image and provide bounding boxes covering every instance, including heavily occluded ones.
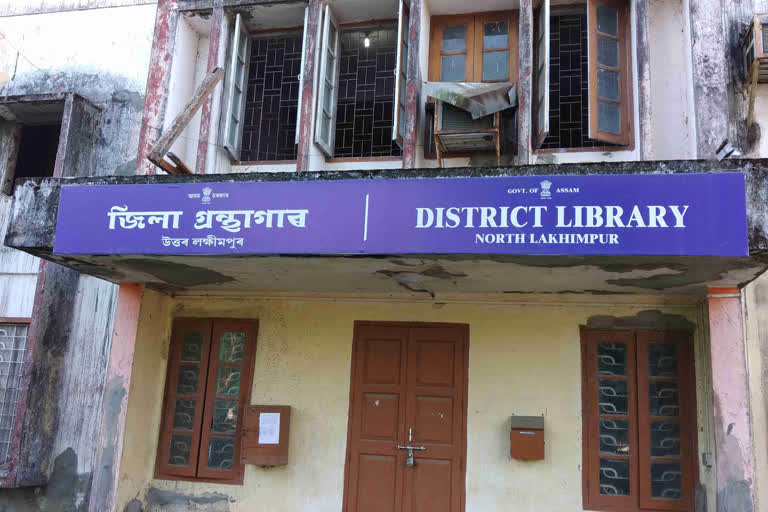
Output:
[136,0,179,175]
[296,0,322,172]
[196,2,225,174]
[402,0,422,169]
[707,286,756,512]
[88,284,144,512]
[517,0,533,164]
[687,0,729,158]
[633,0,652,159]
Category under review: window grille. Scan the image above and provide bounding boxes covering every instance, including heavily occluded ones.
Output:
[0,323,28,464]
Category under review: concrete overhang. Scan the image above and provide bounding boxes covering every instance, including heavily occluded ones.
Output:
[6,159,768,297]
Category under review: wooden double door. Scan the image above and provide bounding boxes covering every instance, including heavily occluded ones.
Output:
[343,322,469,512]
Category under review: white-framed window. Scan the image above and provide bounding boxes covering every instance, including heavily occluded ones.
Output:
[223,13,250,160]
[534,0,634,151]
[314,4,409,158]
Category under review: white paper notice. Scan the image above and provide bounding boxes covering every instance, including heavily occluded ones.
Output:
[258,412,281,444]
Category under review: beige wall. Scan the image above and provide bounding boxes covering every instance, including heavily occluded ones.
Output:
[116,292,715,512]
[744,275,768,512]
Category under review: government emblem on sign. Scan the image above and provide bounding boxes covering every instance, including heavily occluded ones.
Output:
[202,187,213,204]
[540,180,552,199]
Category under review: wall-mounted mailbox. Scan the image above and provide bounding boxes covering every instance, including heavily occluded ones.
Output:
[510,416,545,461]
[241,405,291,466]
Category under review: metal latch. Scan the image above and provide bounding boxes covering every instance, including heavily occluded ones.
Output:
[396,445,426,467]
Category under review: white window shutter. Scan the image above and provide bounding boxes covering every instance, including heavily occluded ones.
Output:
[392,0,410,145]
[314,5,340,157]
[295,6,309,145]
[534,0,550,148]
[223,13,249,160]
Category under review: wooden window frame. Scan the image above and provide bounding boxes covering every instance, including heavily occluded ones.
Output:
[428,11,518,83]
[534,1,635,153]
[155,318,258,485]
[580,327,697,512]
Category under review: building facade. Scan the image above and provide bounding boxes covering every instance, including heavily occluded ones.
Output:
[3,0,768,512]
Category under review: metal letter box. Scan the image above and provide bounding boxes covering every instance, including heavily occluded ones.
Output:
[510,416,544,461]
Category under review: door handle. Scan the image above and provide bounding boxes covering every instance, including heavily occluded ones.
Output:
[396,445,426,467]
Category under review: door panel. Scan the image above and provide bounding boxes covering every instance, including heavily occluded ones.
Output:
[414,396,454,444]
[357,454,398,512]
[410,458,452,511]
[345,322,467,512]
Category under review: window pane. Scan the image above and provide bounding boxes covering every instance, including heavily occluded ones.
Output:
[598,102,621,134]
[320,113,331,143]
[236,61,245,87]
[597,69,620,101]
[325,51,336,82]
[649,381,680,417]
[598,37,619,69]
[484,21,508,49]
[651,461,682,500]
[207,436,235,470]
[402,42,409,72]
[328,22,337,48]
[597,5,618,36]
[649,343,678,378]
[176,365,200,394]
[599,379,629,415]
[650,421,681,457]
[323,84,333,113]
[598,342,626,376]
[483,51,509,81]
[181,332,203,362]
[599,418,630,455]
[168,433,192,466]
[442,24,467,52]
[216,367,242,397]
[441,54,466,81]
[219,332,245,362]
[212,400,239,434]
[599,459,630,496]
[399,106,406,136]
[172,399,196,430]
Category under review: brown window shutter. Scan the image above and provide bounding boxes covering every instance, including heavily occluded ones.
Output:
[241,405,292,466]
[196,319,258,483]
[155,319,214,479]
[581,328,639,511]
[587,0,633,145]
[636,330,696,511]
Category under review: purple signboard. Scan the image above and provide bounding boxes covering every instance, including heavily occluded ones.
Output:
[53,173,748,257]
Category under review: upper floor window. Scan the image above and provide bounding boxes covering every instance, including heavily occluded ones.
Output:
[315,1,409,158]
[535,0,633,151]
[428,11,519,83]
[222,14,303,163]
[580,328,696,512]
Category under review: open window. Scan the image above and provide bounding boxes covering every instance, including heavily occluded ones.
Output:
[223,13,250,160]
[393,0,410,145]
[0,93,99,194]
[535,0,633,151]
[315,5,340,157]
[315,3,407,159]
[221,6,306,163]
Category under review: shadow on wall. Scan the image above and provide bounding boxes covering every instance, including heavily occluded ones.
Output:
[0,448,90,512]
[123,488,233,512]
